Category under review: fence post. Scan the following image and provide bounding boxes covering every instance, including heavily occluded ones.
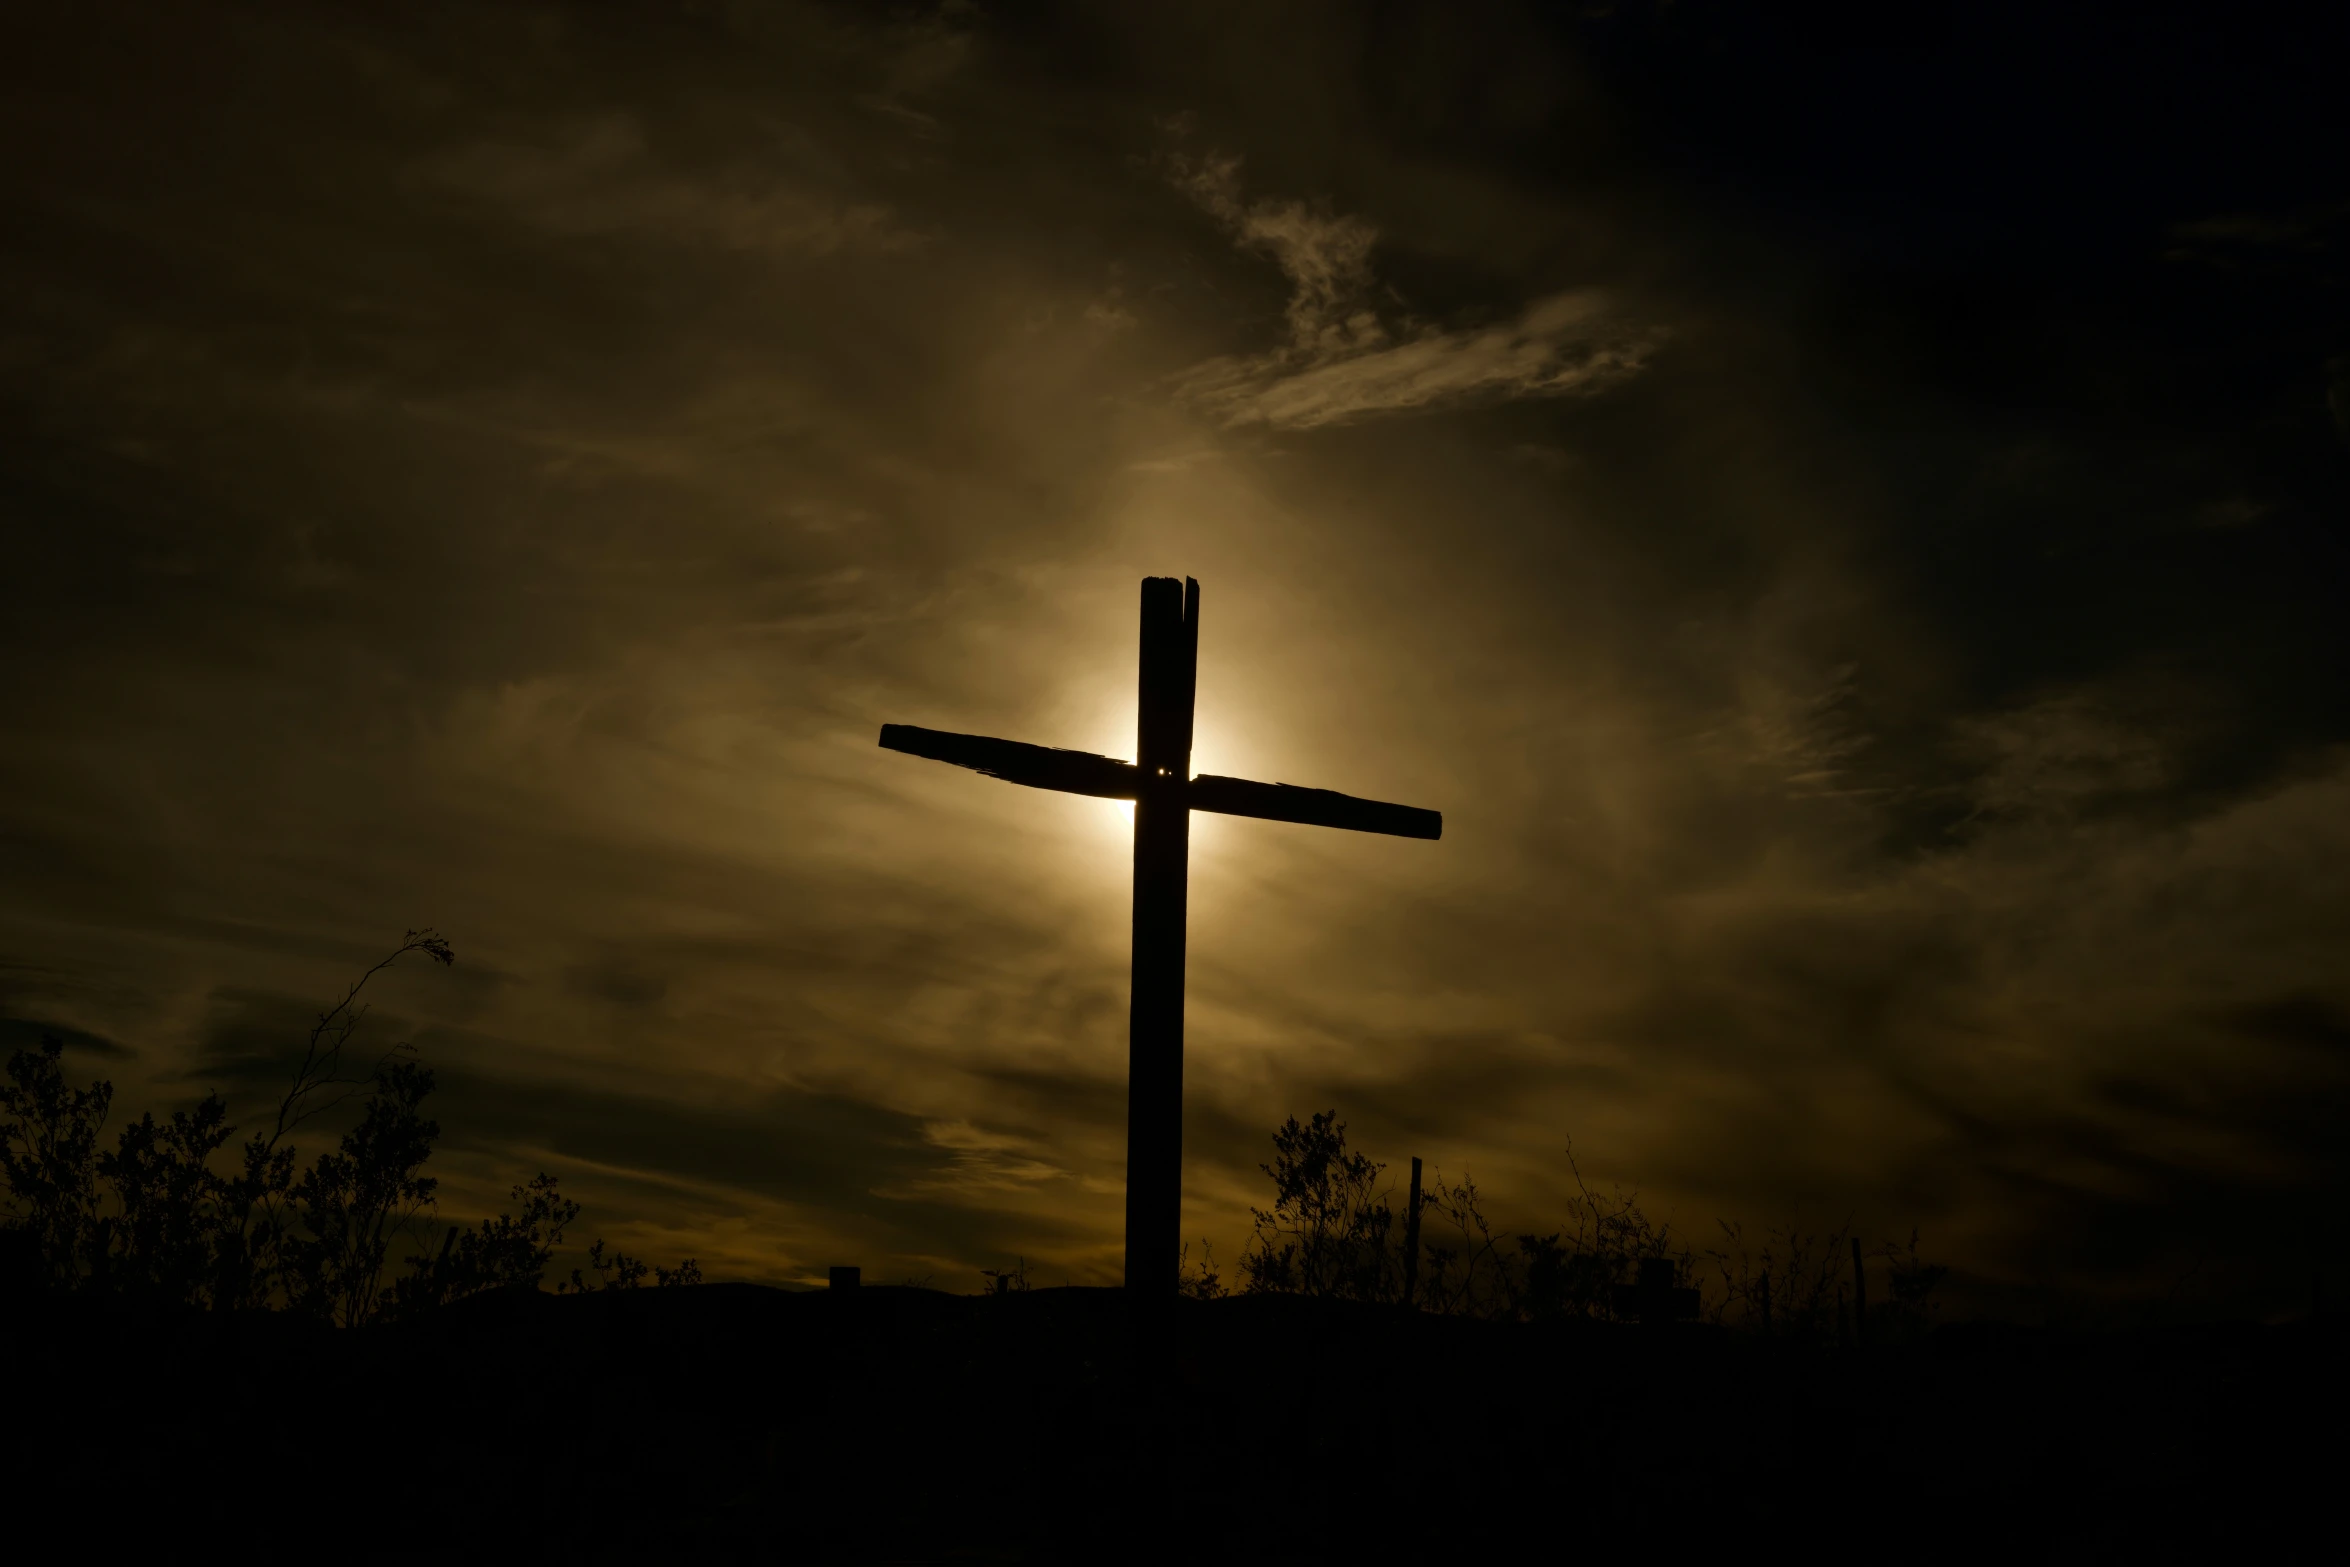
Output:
[1402,1156,1424,1308]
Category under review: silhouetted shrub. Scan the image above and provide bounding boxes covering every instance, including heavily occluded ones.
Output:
[1238,1112,1758,1325]
[1705,1220,1949,1343]
[555,1233,702,1294]
[979,1255,1032,1295]
[1416,1144,1696,1321]
[287,1057,440,1325]
[93,1093,236,1303]
[1177,1240,1223,1300]
[1235,1112,1961,1336]
[1239,1111,1398,1300]
[0,1036,111,1287]
[0,929,698,1320]
[1707,1218,1854,1343]
[1877,1227,1950,1339]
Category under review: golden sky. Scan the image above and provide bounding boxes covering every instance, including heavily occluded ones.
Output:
[2,3,2345,1311]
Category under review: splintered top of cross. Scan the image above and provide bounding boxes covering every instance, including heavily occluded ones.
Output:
[877,577,1440,841]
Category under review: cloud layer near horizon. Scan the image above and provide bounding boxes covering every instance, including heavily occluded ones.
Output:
[0,2,2344,1313]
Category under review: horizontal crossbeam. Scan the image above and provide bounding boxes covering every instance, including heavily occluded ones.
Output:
[1189,774,1442,840]
[878,725,1441,840]
[878,725,1139,798]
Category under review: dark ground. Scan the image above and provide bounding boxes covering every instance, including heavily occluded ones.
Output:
[5,1283,2339,1562]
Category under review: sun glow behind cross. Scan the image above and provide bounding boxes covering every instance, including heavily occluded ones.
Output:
[1073,699,1263,842]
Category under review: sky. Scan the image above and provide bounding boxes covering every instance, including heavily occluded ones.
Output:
[2,2,2344,1312]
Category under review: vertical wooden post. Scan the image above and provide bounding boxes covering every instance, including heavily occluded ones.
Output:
[1850,1237,1868,1347]
[1402,1155,1424,1308]
[1123,577,1197,1297]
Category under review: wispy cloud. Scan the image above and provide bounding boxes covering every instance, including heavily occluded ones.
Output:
[1954,689,2175,826]
[870,1119,1070,1202]
[428,114,924,256]
[1168,152,1655,429]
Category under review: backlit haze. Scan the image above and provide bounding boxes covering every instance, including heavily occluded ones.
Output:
[3,4,2344,1313]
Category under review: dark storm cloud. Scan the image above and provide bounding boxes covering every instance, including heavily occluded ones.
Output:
[1,2,2344,1307]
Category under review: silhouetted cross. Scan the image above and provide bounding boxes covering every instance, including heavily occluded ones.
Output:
[880,576,1441,1296]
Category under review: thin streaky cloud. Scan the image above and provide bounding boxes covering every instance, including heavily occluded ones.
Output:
[425,113,925,257]
[1167,151,1656,429]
